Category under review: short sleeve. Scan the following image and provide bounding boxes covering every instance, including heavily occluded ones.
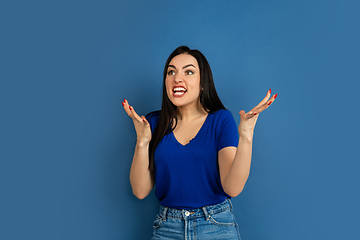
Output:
[145,111,160,133]
[217,110,239,151]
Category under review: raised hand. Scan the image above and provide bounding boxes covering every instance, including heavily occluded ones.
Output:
[238,89,277,140]
[122,99,152,145]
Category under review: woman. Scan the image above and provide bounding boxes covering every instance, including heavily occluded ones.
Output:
[122,46,277,239]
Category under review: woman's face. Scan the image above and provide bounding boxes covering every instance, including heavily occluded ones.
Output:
[165,53,201,108]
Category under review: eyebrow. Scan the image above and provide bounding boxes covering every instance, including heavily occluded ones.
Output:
[168,64,196,70]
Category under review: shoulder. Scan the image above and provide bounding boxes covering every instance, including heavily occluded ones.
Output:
[145,110,160,132]
[145,110,160,119]
[208,109,238,135]
[209,109,235,121]
[210,110,239,150]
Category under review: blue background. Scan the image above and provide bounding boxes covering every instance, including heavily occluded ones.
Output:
[1,0,359,239]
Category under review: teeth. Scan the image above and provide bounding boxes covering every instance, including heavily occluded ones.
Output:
[173,87,187,92]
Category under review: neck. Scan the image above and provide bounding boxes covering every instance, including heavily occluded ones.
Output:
[176,101,207,121]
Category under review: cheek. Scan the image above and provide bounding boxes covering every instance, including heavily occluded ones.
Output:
[165,79,171,92]
[164,80,173,99]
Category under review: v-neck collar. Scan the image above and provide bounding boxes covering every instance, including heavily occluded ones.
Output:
[171,113,210,146]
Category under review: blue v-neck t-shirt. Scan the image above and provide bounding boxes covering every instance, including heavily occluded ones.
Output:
[146,109,239,210]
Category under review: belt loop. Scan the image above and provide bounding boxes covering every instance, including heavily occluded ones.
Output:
[162,207,168,221]
[202,206,210,221]
[228,198,233,210]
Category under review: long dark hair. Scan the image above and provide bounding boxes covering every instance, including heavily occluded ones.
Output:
[148,46,226,171]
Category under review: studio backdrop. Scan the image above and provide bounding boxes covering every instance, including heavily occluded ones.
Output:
[1,0,359,240]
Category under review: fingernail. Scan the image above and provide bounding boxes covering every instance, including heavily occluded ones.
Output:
[269,88,271,94]
[124,98,126,102]
[274,93,278,99]
[253,112,257,115]
[129,106,132,110]
[143,118,146,122]
[122,102,124,106]
[268,101,272,105]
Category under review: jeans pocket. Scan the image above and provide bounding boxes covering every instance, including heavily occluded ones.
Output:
[209,209,236,227]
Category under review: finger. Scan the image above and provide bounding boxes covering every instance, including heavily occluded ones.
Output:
[123,99,142,122]
[122,99,133,118]
[122,98,129,112]
[141,115,150,126]
[122,99,134,116]
[253,93,278,114]
[267,93,278,106]
[239,110,246,118]
[239,110,258,121]
[264,93,278,107]
[255,89,272,107]
[129,105,143,123]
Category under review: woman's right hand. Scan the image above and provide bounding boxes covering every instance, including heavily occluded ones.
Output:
[122,99,152,145]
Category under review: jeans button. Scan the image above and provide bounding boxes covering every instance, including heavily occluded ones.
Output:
[185,211,190,217]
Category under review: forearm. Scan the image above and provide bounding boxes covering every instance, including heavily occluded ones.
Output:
[222,136,253,197]
[129,141,154,199]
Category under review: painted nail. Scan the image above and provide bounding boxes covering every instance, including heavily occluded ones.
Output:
[253,112,257,115]
[124,98,126,102]
[269,88,272,94]
[268,101,272,105]
[274,93,278,99]
[122,102,124,106]
[129,106,132,110]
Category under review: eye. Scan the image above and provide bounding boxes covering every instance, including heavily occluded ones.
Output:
[185,70,194,75]
[167,70,175,76]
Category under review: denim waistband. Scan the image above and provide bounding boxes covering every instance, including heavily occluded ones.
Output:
[158,198,233,221]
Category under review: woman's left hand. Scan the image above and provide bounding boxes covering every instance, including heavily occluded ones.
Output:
[238,89,277,140]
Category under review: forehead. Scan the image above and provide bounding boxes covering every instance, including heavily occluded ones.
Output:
[168,54,199,68]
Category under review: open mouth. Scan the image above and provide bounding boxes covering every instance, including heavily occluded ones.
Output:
[173,86,187,96]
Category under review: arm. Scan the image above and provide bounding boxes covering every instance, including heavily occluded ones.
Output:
[123,99,154,199]
[219,140,252,197]
[130,141,154,199]
[219,89,278,197]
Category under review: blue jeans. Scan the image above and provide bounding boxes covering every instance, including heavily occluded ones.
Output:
[151,198,241,240]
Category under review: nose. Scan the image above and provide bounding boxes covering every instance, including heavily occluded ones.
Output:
[174,73,183,83]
